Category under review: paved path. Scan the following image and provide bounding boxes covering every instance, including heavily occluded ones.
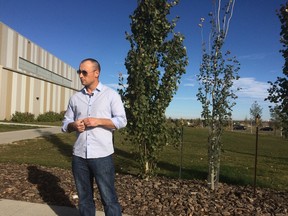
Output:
[0,123,61,145]
[0,199,108,216]
[0,199,82,216]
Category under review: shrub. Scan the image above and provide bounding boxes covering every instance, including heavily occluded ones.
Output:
[36,111,64,122]
[11,112,35,122]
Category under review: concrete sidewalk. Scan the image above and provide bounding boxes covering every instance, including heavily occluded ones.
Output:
[0,199,108,216]
[0,199,81,216]
[0,123,61,145]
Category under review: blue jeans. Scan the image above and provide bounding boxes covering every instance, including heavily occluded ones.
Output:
[72,155,122,216]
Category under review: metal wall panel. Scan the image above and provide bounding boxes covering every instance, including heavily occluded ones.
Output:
[0,22,82,120]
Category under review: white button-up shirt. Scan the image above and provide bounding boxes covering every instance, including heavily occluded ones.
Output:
[62,82,127,158]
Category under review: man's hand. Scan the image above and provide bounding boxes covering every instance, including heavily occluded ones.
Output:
[83,118,98,128]
[83,117,116,129]
[75,119,86,132]
[68,119,85,133]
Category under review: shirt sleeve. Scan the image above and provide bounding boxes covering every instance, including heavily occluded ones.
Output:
[110,91,127,129]
[61,99,75,132]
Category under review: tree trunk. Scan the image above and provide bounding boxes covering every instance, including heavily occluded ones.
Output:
[207,132,221,190]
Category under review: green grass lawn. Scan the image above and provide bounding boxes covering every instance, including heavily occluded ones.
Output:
[0,125,287,191]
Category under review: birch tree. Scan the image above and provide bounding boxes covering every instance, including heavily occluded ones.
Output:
[197,0,240,190]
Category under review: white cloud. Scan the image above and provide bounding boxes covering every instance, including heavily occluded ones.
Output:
[184,83,195,87]
[183,75,197,87]
[238,53,269,60]
[234,77,270,100]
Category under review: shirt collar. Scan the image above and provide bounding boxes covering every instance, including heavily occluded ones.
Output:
[81,82,103,95]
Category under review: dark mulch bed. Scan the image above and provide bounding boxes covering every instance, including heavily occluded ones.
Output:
[0,163,287,215]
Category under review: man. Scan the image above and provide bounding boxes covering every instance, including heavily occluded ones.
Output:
[62,58,127,216]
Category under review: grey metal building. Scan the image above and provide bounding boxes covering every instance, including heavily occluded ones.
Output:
[0,22,81,120]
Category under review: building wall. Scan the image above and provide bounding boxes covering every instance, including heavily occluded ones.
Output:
[0,22,81,120]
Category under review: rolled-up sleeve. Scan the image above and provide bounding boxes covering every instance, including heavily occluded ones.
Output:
[111,91,127,129]
[61,100,75,132]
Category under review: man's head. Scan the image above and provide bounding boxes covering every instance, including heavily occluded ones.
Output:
[77,58,101,89]
[80,58,101,72]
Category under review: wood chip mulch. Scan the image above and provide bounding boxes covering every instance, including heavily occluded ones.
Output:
[0,163,287,216]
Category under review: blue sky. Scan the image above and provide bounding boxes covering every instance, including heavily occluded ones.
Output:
[0,0,285,120]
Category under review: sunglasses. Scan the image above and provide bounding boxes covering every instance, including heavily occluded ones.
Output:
[77,70,89,76]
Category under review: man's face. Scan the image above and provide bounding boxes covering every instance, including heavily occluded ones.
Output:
[77,61,99,87]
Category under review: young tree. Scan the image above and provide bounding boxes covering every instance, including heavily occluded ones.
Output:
[250,101,263,120]
[270,105,284,136]
[266,2,288,137]
[119,0,188,178]
[197,0,240,190]
[249,101,263,132]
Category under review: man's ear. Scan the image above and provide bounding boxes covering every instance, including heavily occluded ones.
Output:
[95,70,100,77]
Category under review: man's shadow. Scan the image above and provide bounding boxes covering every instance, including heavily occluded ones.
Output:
[27,166,78,216]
